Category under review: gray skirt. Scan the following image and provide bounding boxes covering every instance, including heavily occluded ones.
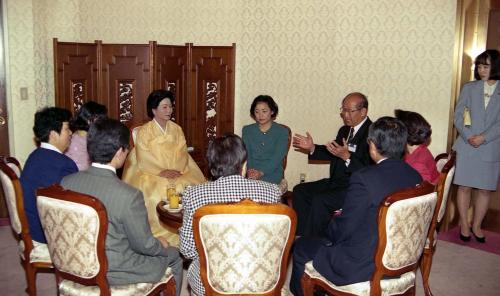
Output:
[453,151,500,191]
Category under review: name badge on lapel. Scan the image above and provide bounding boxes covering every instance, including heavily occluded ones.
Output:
[348,143,357,152]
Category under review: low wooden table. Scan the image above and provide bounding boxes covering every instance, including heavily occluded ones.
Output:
[156,201,183,230]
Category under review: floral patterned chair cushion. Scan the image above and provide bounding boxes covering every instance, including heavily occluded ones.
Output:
[198,213,291,294]
[0,164,21,234]
[437,165,455,223]
[304,261,416,296]
[18,240,51,263]
[58,267,174,296]
[37,196,101,278]
[383,192,436,269]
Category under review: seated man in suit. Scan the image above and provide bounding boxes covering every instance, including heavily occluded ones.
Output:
[290,116,422,296]
[20,107,78,243]
[179,134,282,296]
[61,118,183,296]
[292,92,372,237]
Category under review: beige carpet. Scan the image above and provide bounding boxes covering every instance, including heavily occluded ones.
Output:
[1,226,499,295]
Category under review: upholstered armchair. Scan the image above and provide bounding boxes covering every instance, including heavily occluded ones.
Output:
[193,199,297,295]
[36,184,176,296]
[421,151,456,296]
[301,182,437,296]
[127,121,144,148]
[278,124,292,194]
[0,156,53,296]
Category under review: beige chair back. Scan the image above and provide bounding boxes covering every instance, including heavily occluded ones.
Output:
[37,185,177,296]
[435,152,456,223]
[278,124,292,193]
[372,182,437,293]
[279,123,292,172]
[381,188,437,270]
[301,182,436,296]
[193,199,296,295]
[126,121,145,148]
[132,125,141,145]
[419,152,456,296]
[0,156,23,234]
[1,156,53,295]
[37,185,110,291]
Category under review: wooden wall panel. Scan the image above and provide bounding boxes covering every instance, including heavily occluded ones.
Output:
[189,44,235,173]
[53,39,98,113]
[486,9,500,51]
[100,43,153,126]
[155,43,190,129]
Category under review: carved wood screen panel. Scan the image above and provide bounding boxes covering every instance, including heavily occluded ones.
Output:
[155,43,190,127]
[189,45,235,174]
[53,40,98,114]
[100,43,153,126]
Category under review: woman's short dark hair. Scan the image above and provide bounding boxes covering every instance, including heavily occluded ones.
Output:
[394,109,432,146]
[250,95,279,120]
[70,101,108,132]
[206,133,248,179]
[474,49,500,80]
[87,118,130,164]
[33,107,72,143]
[146,89,175,119]
[367,116,408,160]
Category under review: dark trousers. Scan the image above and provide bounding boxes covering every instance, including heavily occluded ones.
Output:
[290,237,328,296]
[292,179,347,237]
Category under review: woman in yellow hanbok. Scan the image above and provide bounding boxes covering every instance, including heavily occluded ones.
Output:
[122,90,205,244]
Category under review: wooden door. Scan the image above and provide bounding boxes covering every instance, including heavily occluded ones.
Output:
[0,1,9,218]
[486,1,500,51]
[100,42,154,126]
[53,39,99,113]
[154,43,190,128]
[188,44,235,174]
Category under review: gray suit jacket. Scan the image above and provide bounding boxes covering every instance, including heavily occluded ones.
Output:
[453,80,500,162]
[61,166,179,285]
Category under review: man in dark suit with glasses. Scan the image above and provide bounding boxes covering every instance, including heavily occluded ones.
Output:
[292,92,372,237]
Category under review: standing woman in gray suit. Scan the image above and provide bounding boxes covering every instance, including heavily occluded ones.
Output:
[453,49,500,243]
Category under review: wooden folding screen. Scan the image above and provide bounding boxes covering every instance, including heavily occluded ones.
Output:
[53,40,99,113]
[53,39,235,174]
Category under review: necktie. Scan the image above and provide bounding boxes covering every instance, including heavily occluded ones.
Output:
[348,127,355,143]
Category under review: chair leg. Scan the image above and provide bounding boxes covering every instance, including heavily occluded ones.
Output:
[163,278,176,296]
[24,262,37,296]
[420,248,434,296]
[406,285,416,296]
[301,273,314,296]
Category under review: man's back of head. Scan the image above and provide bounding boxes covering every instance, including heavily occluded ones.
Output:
[87,118,130,167]
[367,116,408,162]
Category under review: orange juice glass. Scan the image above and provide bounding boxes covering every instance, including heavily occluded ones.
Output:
[166,185,176,199]
[169,193,180,209]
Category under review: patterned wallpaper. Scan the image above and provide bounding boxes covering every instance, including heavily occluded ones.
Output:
[5,0,457,186]
[4,0,37,161]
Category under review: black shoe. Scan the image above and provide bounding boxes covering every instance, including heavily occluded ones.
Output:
[459,232,471,242]
[471,228,486,243]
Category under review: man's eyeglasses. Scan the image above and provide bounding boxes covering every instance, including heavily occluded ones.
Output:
[339,107,361,114]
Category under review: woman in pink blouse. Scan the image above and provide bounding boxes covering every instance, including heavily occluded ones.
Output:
[65,101,107,170]
[395,109,440,184]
